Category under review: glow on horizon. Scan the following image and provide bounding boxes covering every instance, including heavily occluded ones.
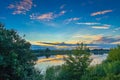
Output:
[0,0,120,45]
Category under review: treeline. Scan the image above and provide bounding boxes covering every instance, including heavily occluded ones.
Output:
[32,49,72,58]
[32,48,110,58]
[91,49,110,55]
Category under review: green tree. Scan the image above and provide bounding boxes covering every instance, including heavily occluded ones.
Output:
[107,45,120,62]
[45,48,51,58]
[59,43,91,80]
[45,66,61,80]
[0,23,42,80]
[81,45,120,80]
[81,61,120,80]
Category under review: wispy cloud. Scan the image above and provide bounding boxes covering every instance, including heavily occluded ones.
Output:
[93,36,120,44]
[92,26,109,29]
[73,34,102,40]
[37,42,64,45]
[72,34,102,44]
[95,16,108,21]
[60,4,66,9]
[59,10,66,16]
[64,17,80,24]
[8,0,34,15]
[30,10,66,21]
[30,12,54,21]
[76,22,111,29]
[112,41,120,44]
[91,10,112,16]
[73,35,120,44]
[38,13,53,20]
[30,41,55,46]
[113,27,120,32]
[41,21,60,27]
[76,22,100,25]
[92,24,110,29]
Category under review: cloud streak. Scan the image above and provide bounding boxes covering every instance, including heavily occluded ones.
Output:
[8,0,34,15]
[91,10,112,16]
[113,27,120,32]
[72,34,103,44]
[76,22,100,25]
[92,24,110,29]
[76,22,111,29]
[93,36,120,44]
[64,17,80,24]
[30,12,54,21]
[60,4,66,9]
[30,10,66,21]
[92,26,109,29]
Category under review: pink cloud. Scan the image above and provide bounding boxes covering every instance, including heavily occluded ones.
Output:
[59,10,66,15]
[91,10,112,16]
[8,0,34,15]
[30,13,54,21]
[30,10,67,21]
[37,12,54,21]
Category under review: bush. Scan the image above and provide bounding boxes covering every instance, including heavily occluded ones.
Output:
[81,61,120,80]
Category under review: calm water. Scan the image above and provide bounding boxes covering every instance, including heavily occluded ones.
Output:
[35,54,108,73]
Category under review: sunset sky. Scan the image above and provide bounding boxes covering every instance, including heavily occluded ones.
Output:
[0,0,120,46]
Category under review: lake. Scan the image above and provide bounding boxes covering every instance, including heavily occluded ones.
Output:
[35,54,108,73]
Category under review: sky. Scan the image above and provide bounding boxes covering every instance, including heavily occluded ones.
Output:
[0,0,120,47]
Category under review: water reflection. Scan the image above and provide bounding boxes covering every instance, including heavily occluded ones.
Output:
[35,54,108,73]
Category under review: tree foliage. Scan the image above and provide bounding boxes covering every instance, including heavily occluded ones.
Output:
[81,61,120,80]
[58,43,91,80]
[45,48,51,58]
[45,66,61,80]
[0,23,42,80]
[81,45,120,80]
[43,44,120,80]
[107,45,120,62]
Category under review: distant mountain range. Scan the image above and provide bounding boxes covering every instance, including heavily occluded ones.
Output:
[31,44,117,50]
